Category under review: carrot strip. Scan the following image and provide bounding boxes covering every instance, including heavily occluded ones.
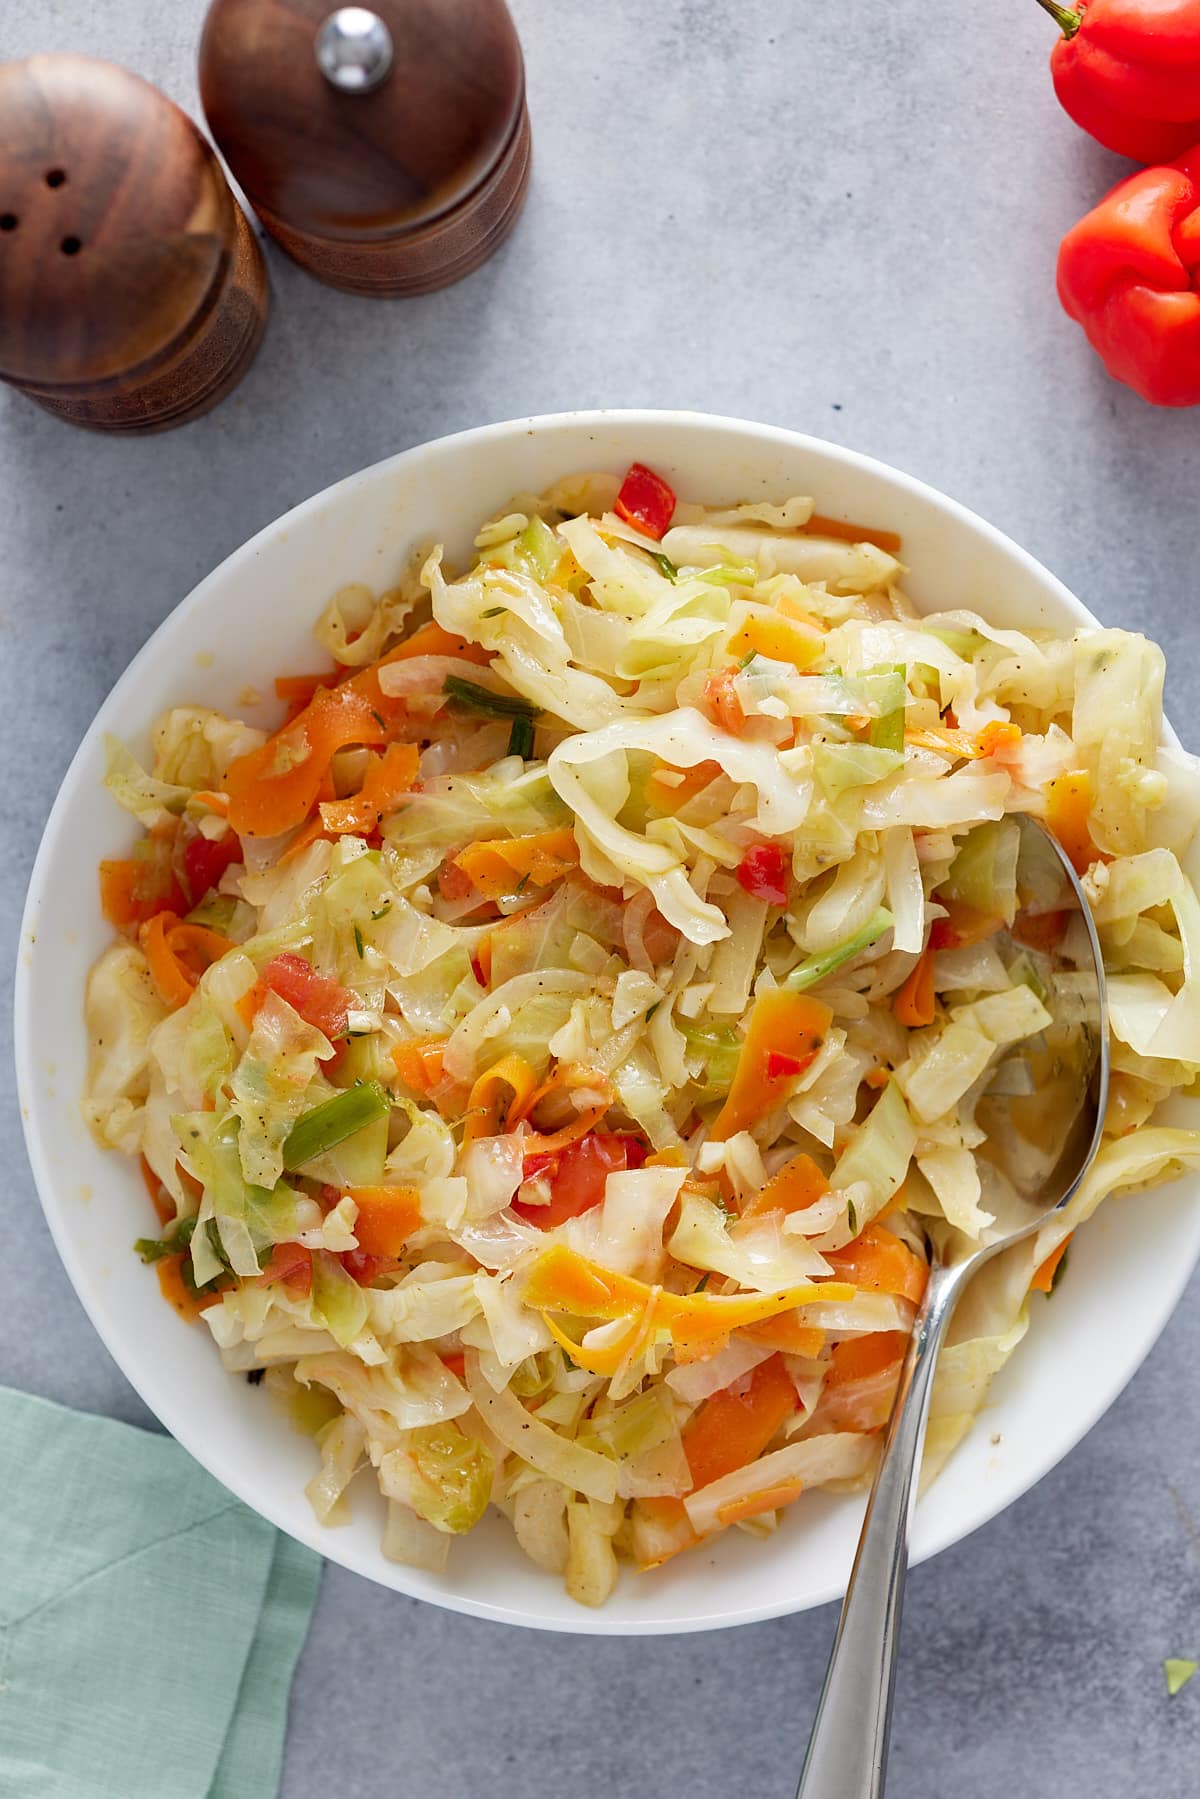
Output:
[824,1224,928,1305]
[391,1036,448,1096]
[386,620,490,665]
[1031,1234,1072,1294]
[894,944,936,1028]
[741,1150,828,1221]
[1045,769,1100,878]
[710,990,832,1143]
[716,1478,806,1528]
[805,513,902,555]
[452,829,580,900]
[319,741,421,835]
[463,1053,540,1145]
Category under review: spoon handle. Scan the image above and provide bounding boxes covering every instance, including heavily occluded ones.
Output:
[796,1259,969,1799]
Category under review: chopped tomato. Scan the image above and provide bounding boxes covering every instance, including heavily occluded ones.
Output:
[260,952,352,1042]
[736,843,789,906]
[511,1132,645,1228]
[341,1249,403,1286]
[183,829,244,904]
[614,462,676,539]
[703,668,746,734]
[257,1241,313,1296]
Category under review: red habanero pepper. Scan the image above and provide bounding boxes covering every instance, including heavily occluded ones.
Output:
[1037,0,1200,165]
[736,843,789,906]
[614,463,677,540]
[1057,147,1200,404]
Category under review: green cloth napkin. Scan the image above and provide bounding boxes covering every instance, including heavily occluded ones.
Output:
[0,1386,321,1799]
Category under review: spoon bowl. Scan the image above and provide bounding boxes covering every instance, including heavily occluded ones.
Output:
[797,814,1109,1798]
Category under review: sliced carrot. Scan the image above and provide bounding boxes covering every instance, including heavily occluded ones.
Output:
[140,912,197,1009]
[977,720,1022,758]
[893,943,936,1028]
[710,989,832,1142]
[1030,1233,1072,1294]
[392,1035,448,1096]
[347,1185,422,1257]
[1045,769,1098,878]
[386,620,490,666]
[236,979,267,1031]
[716,1478,806,1528]
[525,1244,853,1358]
[814,1331,907,1432]
[824,1224,928,1305]
[741,1150,828,1221]
[452,829,580,901]
[275,672,339,721]
[463,1053,539,1145]
[140,912,235,1010]
[805,513,902,555]
[740,1315,826,1357]
[683,1354,799,1491]
[319,741,421,835]
[99,854,186,932]
[727,611,823,673]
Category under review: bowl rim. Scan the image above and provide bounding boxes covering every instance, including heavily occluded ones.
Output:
[15,407,1199,1634]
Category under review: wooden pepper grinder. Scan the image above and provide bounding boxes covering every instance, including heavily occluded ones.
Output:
[0,56,269,433]
[199,0,531,296]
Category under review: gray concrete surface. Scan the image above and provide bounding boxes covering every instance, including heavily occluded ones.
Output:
[4,3,1200,1794]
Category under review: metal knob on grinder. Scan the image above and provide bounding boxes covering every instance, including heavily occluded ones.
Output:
[0,55,269,433]
[198,0,532,297]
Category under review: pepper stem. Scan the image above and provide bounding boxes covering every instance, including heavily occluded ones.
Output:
[1033,0,1082,37]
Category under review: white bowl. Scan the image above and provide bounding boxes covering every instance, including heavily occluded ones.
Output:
[16,410,1200,1634]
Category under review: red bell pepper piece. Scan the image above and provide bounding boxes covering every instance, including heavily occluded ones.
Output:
[614,463,677,540]
[764,1051,805,1080]
[260,952,352,1042]
[1057,148,1200,404]
[511,1132,645,1228]
[736,843,789,906]
[183,829,243,904]
[1037,0,1200,165]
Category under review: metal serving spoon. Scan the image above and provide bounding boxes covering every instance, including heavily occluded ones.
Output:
[797,814,1109,1799]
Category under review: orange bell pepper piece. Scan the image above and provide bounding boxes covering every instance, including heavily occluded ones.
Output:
[710,989,832,1142]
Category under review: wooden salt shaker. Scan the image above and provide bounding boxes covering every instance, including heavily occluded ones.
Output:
[0,56,268,433]
[199,0,531,297]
